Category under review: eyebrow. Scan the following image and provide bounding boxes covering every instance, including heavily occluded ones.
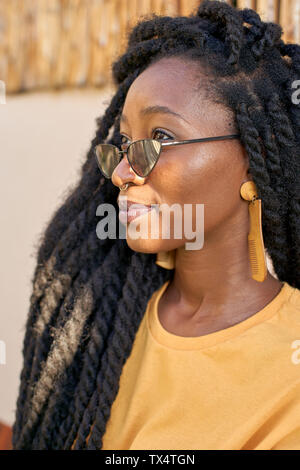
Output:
[120,105,189,125]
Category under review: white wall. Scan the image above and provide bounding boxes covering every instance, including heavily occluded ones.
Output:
[0,86,113,425]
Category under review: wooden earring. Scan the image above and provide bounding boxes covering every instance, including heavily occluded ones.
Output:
[155,250,176,270]
[240,181,267,282]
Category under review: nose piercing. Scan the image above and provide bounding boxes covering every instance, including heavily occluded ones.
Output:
[119,183,129,191]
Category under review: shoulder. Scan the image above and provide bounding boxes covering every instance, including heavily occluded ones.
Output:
[287,283,300,309]
[279,282,300,321]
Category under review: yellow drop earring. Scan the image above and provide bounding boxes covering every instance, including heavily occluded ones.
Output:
[240,180,267,282]
[156,249,176,270]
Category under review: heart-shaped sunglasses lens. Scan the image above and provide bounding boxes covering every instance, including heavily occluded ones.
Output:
[127,139,162,177]
[94,139,162,178]
[94,144,121,178]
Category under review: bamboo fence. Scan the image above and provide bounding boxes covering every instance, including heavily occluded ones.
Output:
[0,0,299,94]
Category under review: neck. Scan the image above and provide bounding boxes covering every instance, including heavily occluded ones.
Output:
[168,210,282,327]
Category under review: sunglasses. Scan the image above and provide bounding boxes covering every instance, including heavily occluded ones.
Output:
[94,133,240,179]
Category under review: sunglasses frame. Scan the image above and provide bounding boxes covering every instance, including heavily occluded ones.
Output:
[94,133,240,179]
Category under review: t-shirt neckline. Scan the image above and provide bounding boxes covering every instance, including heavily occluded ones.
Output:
[147,280,292,350]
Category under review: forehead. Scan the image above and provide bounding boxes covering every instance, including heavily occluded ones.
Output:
[122,57,208,119]
[121,56,234,133]
[129,57,202,93]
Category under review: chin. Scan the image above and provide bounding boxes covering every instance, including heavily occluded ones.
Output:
[121,209,182,253]
[125,235,169,254]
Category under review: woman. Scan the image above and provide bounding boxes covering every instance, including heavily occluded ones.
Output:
[13,0,300,450]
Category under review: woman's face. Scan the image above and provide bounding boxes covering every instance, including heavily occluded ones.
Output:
[112,56,250,254]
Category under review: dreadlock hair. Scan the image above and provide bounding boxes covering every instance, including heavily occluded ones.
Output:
[12,0,300,449]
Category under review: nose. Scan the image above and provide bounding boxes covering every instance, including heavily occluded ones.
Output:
[111,154,146,189]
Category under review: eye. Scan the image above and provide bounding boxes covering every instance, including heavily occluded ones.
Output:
[119,128,174,149]
[152,129,174,141]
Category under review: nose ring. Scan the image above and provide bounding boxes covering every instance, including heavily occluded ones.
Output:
[119,183,129,191]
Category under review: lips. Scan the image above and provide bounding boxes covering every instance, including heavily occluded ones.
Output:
[118,197,151,211]
[117,198,155,224]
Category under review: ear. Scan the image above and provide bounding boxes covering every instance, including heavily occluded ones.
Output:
[240,135,264,182]
[240,145,253,180]
[246,169,253,181]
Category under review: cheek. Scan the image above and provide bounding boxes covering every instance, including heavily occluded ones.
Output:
[151,147,244,229]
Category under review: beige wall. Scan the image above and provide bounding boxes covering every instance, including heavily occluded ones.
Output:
[0,87,113,425]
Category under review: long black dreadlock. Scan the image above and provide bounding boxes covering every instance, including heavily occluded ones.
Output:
[12,0,300,449]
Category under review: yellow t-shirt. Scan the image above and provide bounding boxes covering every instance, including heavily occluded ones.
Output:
[101,280,300,450]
